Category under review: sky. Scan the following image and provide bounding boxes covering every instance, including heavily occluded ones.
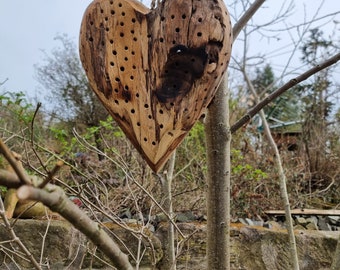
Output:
[0,1,339,105]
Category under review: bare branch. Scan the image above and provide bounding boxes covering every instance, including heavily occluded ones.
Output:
[242,69,300,270]
[38,160,64,188]
[232,0,266,40]
[231,52,340,133]
[0,197,42,269]
[16,184,134,270]
[0,139,31,185]
[0,169,21,188]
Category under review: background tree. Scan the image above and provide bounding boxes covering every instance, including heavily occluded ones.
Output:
[299,29,339,192]
[35,34,109,158]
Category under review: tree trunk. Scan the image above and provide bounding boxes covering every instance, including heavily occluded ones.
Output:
[243,72,300,270]
[205,75,231,270]
[159,151,177,270]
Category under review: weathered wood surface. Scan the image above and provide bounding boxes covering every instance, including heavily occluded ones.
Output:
[79,0,232,171]
[265,209,340,216]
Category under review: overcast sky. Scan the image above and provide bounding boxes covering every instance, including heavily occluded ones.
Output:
[0,1,339,104]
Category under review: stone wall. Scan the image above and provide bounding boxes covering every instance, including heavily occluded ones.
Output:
[0,220,338,269]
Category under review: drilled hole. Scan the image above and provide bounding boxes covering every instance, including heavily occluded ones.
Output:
[112,50,117,55]
[114,100,119,104]
[131,51,135,55]
[132,18,136,23]
[152,141,156,146]
[148,115,152,119]
[106,27,109,32]
[124,85,129,90]
[160,124,164,129]
[122,12,125,16]
[100,9,104,13]
[118,2,122,7]
[130,75,134,80]
[137,122,141,126]
[124,46,128,50]
[182,14,186,19]
[198,18,203,22]
[110,61,114,66]
[171,15,175,19]
[114,88,119,93]
[136,93,139,98]
[144,104,149,108]
[144,138,147,142]
[131,30,135,34]
[132,65,136,69]
[125,99,129,103]
[197,32,202,37]
[90,21,94,25]
[111,10,115,15]
[133,37,137,41]
[131,109,135,114]
[105,17,108,21]
[110,39,113,44]
[120,22,124,26]
[89,37,93,42]
[124,57,128,61]
[159,109,164,114]
[115,77,120,82]
[160,38,164,43]
[120,67,125,71]
[175,27,180,33]
[120,33,124,37]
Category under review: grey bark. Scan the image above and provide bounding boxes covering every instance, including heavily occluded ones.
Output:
[243,72,300,270]
[205,75,231,269]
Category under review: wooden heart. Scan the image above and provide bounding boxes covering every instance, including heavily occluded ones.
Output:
[80,0,232,172]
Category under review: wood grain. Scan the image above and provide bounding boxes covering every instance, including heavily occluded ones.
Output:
[80,0,232,171]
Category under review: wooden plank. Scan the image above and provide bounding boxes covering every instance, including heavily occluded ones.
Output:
[265,209,340,216]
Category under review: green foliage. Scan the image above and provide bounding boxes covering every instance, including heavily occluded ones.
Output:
[0,91,34,125]
[231,149,268,181]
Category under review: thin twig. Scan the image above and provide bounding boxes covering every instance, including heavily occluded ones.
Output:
[16,185,134,270]
[231,52,340,134]
[232,0,266,40]
[39,208,51,265]
[0,197,41,269]
[0,139,31,185]
[38,160,64,188]
[30,102,47,173]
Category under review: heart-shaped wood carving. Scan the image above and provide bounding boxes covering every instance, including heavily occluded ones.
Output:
[80,0,232,172]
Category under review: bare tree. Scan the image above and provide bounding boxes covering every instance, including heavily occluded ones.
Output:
[204,2,265,269]
[35,34,109,158]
